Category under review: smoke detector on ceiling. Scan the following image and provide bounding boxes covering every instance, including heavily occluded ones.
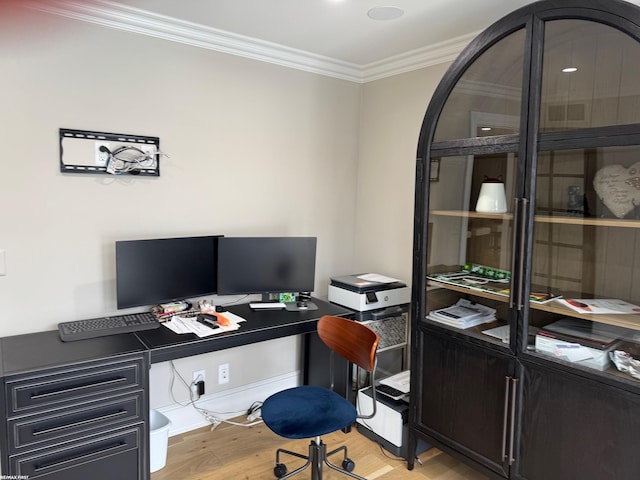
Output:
[367,6,405,21]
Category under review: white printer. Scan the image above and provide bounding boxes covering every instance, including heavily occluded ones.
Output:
[328,273,410,312]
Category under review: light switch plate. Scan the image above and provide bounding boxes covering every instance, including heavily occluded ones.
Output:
[0,250,5,276]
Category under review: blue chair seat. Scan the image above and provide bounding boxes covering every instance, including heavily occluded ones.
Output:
[262,385,357,439]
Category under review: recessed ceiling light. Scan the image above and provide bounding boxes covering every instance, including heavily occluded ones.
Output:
[562,67,578,73]
[367,6,404,21]
[480,127,492,131]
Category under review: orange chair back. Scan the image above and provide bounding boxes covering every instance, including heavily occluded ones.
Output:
[317,315,379,372]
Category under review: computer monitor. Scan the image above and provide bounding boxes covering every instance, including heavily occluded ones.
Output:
[217,237,317,303]
[116,235,220,309]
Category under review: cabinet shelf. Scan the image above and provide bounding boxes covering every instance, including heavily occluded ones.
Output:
[431,210,640,228]
[431,210,513,220]
[427,280,640,332]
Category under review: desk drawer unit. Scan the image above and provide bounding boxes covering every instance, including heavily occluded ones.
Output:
[9,425,143,480]
[8,393,142,450]
[2,354,148,480]
[6,357,144,416]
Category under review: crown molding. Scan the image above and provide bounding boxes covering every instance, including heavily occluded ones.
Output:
[360,33,477,82]
[27,0,475,83]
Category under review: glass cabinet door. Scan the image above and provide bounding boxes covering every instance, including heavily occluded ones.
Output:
[527,144,640,382]
[524,18,640,385]
[422,29,525,348]
[425,151,519,347]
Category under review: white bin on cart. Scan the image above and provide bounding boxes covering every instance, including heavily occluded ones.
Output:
[149,410,171,472]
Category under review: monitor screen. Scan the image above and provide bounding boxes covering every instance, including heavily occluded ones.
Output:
[116,235,220,309]
[217,237,316,297]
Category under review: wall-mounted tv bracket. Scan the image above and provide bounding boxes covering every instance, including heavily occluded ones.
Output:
[59,128,161,176]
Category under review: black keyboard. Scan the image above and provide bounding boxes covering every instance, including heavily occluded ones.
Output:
[376,383,408,400]
[58,312,160,342]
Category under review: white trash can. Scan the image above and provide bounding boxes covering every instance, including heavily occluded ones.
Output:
[149,410,171,472]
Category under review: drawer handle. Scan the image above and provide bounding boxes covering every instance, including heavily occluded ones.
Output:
[30,377,128,400]
[33,409,128,436]
[34,442,126,472]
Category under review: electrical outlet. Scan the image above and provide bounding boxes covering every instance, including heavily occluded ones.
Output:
[94,141,110,167]
[193,370,205,384]
[218,363,229,384]
[138,144,157,169]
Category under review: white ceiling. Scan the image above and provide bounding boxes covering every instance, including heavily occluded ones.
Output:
[111,0,539,65]
[28,0,640,82]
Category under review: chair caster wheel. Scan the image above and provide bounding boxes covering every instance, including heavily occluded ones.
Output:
[342,458,355,472]
[274,463,288,478]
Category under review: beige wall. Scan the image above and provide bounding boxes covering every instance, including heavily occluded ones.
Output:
[0,7,451,409]
[354,64,451,283]
[0,9,360,334]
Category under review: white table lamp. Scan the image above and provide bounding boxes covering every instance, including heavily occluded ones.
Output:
[476,179,507,213]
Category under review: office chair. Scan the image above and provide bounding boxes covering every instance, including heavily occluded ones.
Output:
[262,315,380,479]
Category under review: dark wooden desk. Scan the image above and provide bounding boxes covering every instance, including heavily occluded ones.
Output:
[135,298,350,363]
[0,297,350,480]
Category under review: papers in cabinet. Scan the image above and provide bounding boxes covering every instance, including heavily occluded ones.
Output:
[557,298,640,315]
[427,299,496,329]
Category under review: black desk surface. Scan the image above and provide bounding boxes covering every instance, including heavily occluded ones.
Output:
[135,297,351,364]
[0,298,350,376]
[0,329,147,377]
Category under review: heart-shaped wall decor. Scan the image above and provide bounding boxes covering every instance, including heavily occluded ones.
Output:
[593,162,640,218]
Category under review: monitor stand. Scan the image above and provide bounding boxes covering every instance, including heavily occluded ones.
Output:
[284,300,319,312]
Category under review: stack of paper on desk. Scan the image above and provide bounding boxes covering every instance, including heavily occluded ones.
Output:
[162,311,245,338]
[427,299,496,329]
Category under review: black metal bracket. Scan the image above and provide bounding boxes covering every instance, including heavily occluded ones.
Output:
[59,128,161,176]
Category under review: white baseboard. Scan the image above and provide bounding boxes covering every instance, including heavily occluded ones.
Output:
[156,371,299,436]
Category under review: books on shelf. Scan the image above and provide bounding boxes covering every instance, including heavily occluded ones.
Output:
[427,270,561,304]
[539,318,623,350]
[556,298,640,315]
[427,299,496,329]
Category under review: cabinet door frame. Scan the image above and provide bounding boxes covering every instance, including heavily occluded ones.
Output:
[412,324,520,478]
[516,358,640,480]
[411,1,640,478]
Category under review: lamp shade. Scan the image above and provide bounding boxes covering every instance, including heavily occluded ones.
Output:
[476,180,507,213]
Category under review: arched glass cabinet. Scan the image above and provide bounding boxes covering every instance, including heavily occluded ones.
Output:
[409,1,640,478]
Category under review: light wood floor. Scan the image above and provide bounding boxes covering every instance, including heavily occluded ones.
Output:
[151,418,488,480]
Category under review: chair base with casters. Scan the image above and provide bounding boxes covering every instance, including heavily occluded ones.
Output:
[273,436,362,480]
[262,316,380,480]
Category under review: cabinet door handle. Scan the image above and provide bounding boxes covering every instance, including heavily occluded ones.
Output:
[501,375,511,460]
[509,199,520,309]
[33,409,128,436]
[508,377,518,465]
[516,199,528,310]
[30,377,127,399]
[34,441,125,472]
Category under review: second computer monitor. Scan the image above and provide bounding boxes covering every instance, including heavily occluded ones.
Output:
[217,237,316,301]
